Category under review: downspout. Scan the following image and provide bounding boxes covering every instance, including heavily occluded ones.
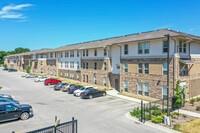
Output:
[171,37,176,96]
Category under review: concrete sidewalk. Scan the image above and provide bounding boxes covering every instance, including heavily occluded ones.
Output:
[107,90,200,118]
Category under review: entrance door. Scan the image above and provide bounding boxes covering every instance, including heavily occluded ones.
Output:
[115,79,119,92]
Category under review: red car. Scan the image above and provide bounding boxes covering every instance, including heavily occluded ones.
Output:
[44,78,62,85]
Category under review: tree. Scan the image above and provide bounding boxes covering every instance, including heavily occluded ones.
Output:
[0,51,9,64]
[14,47,30,54]
[3,64,7,69]
[26,65,31,73]
[173,80,187,117]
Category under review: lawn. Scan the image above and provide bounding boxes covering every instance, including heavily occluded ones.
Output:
[173,118,200,133]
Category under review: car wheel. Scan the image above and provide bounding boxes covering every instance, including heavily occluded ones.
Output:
[48,83,51,85]
[20,112,29,120]
[103,93,106,96]
[89,95,93,99]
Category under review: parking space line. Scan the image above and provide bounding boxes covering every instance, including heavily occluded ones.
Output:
[94,99,123,106]
[16,125,43,133]
[105,102,136,111]
[0,117,34,127]
[85,96,112,102]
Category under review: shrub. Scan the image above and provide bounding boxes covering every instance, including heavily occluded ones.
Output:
[152,110,161,116]
[171,112,182,116]
[3,64,7,68]
[144,114,151,120]
[196,97,200,102]
[130,107,141,118]
[26,65,31,73]
[151,115,163,123]
[190,98,195,106]
[0,87,2,90]
[196,106,200,111]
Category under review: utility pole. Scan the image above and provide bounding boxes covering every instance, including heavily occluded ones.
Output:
[165,34,170,116]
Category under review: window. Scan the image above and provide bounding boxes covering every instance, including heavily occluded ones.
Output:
[61,52,63,57]
[144,42,149,53]
[86,49,88,56]
[163,40,168,53]
[50,53,53,58]
[70,62,74,68]
[163,86,167,100]
[65,52,67,57]
[61,62,63,68]
[83,50,85,56]
[66,72,69,78]
[144,83,149,96]
[83,62,85,69]
[104,48,107,56]
[41,68,43,73]
[138,83,142,95]
[163,63,167,75]
[94,74,97,84]
[77,73,79,80]
[104,62,107,70]
[77,62,79,69]
[94,49,97,56]
[5,105,16,111]
[83,75,85,82]
[41,54,43,58]
[86,75,88,83]
[138,43,143,54]
[144,63,149,74]
[179,40,186,53]
[104,77,107,86]
[179,63,188,76]
[61,72,63,77]
[94,62,97,70]
[77,50,79,57]
[65,62,68,68]
[55,53,57,58]
[124,80,128,92]
[65,72,67,78]
[124,45,128,55]
[41,61,43,65]
[124,62,128,72]
[86,62,88,69]
[66,52,69,57]
[70,51,74,57]
[138,63,143,73]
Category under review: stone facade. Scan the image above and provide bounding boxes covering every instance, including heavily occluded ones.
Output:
[58,69,81,81]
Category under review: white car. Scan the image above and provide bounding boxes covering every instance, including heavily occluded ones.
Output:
[73,86,97,97]
[26,74,38,78]
[35,76,47,82]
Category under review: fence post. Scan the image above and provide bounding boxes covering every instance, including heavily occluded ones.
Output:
[141,100,143,122]
[76,119,78,133]
[144,103,145,123]
[162,98,164,113]
[54,116,57,133]
[72,117,75,133]
[149,102,151,119]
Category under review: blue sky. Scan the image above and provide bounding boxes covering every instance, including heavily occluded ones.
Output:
[0,0,200,51]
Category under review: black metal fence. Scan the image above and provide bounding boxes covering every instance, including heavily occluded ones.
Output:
[13,117,77,133]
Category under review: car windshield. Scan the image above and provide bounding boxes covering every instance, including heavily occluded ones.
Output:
[80,87,86,90]
[63,83,69,86]
[56,83,61,86]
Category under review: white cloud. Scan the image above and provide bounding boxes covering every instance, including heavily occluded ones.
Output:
[0,4,33,19]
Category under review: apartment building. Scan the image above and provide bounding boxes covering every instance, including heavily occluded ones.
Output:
[4,29,200,100]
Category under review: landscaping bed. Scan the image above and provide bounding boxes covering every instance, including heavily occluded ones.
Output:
[181,97,200,113]
[130,106,196,131]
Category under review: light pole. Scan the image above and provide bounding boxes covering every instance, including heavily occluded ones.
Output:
[165,34,170,116]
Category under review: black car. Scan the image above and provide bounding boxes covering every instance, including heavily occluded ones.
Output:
[81,89,106,99]
[68,85,83,94]
[0,102,33,122]
[8,69,17,72]
[3,68,9,71]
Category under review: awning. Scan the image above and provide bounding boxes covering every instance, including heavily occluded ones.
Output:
[180,59,194,65]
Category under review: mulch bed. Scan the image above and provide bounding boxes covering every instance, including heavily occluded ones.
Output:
[181,101,200,113]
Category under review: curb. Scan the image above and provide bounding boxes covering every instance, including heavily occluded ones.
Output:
[125,112,181,133]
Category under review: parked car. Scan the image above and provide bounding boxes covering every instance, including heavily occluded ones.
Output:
[8,69,17,72]
[26,74,38,78]
[73,86,97,97]
[0,94,12,99]
[61,84,75,92]
[2,68,9,71]
[0,102,33,122]
[35,76,47,82]
[68,85,83,94]
[54,83,69,91]
[44,78,62,85]
[81,89,106,99]
[0,97,20,104]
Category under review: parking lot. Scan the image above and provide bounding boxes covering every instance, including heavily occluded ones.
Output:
[0,68,160,133]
